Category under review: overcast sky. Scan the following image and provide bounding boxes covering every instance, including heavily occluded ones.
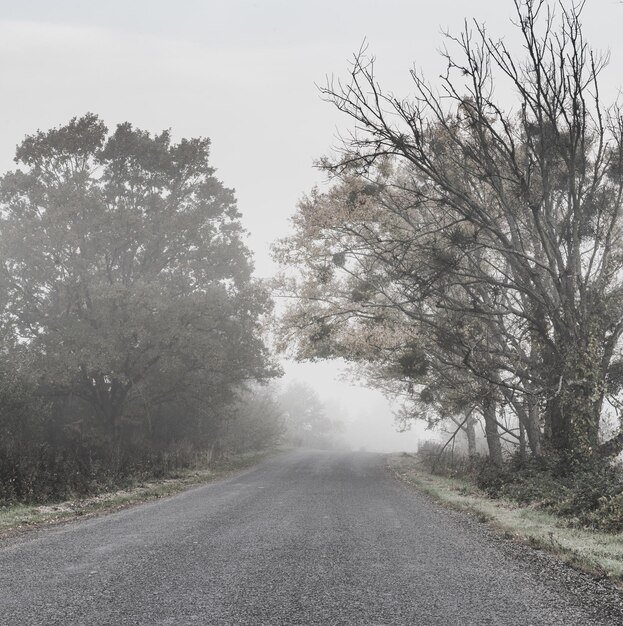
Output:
[1,0,621,449]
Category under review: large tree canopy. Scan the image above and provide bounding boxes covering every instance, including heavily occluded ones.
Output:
[276,0,623,462]
[0,114,276,444]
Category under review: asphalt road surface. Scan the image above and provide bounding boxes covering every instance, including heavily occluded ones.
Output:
[1,450,622,625]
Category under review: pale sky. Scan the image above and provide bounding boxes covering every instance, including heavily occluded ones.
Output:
[0,0,620,450]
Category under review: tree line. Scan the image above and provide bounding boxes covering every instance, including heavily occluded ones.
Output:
[276,0,623,472]
[0,114,280,503]
[6,0,621,511]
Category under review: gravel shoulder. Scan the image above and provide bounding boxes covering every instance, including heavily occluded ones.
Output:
[388,452,623,581]
[387,454,623,624]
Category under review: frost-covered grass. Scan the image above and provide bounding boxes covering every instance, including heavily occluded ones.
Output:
[0,450,273,536]
[388,453,623,581]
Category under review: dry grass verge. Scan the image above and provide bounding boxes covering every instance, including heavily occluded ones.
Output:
[0,450,274,538]
[388,452,623,583]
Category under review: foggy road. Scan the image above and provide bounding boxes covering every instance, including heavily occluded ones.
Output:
[0,450,620,625]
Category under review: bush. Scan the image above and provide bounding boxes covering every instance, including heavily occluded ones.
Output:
[473,452,623,532]
[584,493,623,532]
[417,439,479,477]
[0,440,208,505]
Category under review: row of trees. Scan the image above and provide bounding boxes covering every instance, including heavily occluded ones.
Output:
[0,114,279,501]
[276,0,623,467]
[215,381,341,455]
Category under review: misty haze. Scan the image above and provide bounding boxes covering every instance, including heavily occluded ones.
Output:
[3,1,623,624]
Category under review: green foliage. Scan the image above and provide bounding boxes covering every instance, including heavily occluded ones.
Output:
[397,346,429,379]
[0,114,279,504]
[417,443,623,533]
[0,440,207,505]
[475,454,623,532]
[583,493,623,533]
[419,387,435,404]
[0,114,276,441]
[277,0,623,467]
[220,385,285,454]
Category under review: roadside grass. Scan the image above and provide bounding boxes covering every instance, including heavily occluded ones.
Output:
[388,452,623,582]
[0,449,276,537]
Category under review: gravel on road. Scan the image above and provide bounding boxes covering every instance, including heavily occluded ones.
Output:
[1,449,622,625]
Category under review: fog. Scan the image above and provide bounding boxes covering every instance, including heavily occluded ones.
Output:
[2,1,623,454]
[282,361,429,453]
[3,4,623,623]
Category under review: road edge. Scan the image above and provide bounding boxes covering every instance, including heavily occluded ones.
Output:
[386,452,623,590]
[0,448,284,539]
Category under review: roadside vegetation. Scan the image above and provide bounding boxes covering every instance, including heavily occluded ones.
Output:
[0,115,284,507]
[0,449,275,537]
[276,0,623,534]
[5,0,623,546]
[389,449,623,581]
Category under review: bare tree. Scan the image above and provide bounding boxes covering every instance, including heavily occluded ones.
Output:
[311,0,623,459]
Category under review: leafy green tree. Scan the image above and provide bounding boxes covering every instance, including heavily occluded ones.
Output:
[0,114,276,446]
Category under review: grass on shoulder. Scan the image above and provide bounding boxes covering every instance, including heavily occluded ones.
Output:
[388,452,623,582]
[0,449,274,537]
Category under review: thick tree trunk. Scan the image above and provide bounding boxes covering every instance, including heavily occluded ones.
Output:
[544,338,604,458]
[88,376,131,450]
[600,429,623,458]
[546,391,601,455]
[482,398,503,465]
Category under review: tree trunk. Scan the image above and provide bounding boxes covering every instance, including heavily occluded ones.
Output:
[482,398,503,465]
[544,336,604,458]
[89,376,129,451]
[508,394,542,457]
[519,419,527,462]
[525,398,542,456]
[464,414,477,457]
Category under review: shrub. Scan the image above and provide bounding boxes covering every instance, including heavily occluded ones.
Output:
[472,452,623,532]
[417,439,478,477]
[0,440,209,505]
